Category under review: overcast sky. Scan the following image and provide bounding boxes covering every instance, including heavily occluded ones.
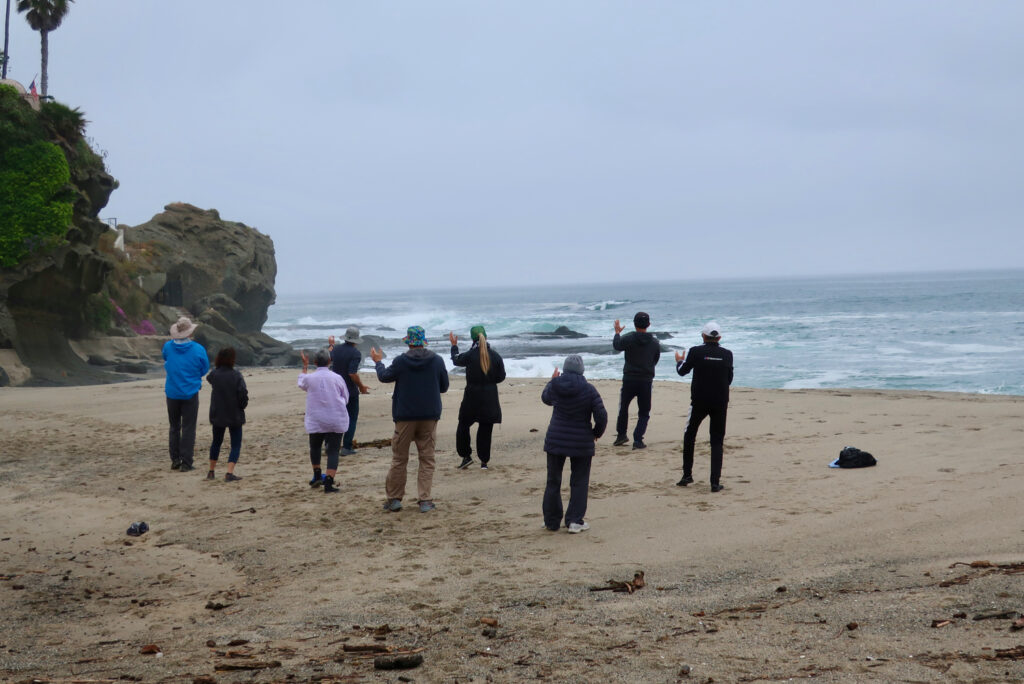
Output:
[5,1,1024,294]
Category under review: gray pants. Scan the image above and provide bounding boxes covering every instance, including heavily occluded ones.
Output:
[167,394,199,467]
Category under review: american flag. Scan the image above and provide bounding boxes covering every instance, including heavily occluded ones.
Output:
[29,79,39,100]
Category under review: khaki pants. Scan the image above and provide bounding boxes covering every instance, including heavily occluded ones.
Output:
[385,420,438,502]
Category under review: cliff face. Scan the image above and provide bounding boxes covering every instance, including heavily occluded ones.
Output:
[0,87,295,385]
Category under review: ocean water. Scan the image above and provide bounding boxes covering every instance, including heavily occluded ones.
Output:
[266,270,1024,396]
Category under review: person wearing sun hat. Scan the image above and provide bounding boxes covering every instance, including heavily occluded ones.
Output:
[449,324,506,470]
[674,320,734,493]
[371,326,449,513]
[162,316,209,472]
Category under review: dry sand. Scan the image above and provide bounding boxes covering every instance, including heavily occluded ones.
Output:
[2,370,1024,683]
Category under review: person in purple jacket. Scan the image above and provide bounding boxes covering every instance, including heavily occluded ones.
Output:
[541,354,607,533]
[298,348,350,494]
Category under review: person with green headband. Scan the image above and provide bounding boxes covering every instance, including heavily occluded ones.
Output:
[449,325,506,470]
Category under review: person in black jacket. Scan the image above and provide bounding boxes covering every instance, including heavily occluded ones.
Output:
[541,354,608,533]
[205,347,249,482]
[450,325,506,470]
[675,321,733,492]
[612,311,661,449]
[371,326,449,513]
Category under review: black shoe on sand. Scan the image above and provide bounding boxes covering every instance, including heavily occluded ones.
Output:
[613,436,629,446]
[457,456,473,469]
[676,475,693,487]
[711,484,724,493]
[323,475,339,493]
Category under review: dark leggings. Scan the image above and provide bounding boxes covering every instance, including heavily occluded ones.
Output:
[309,432,342,471]
[210,425,243,463]
[455,420,494,464]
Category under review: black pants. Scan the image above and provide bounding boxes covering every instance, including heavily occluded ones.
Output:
[167,394,199,467]
[682,402,727,486]
[543,453,592,529]
[456,420,494,464]
[616,379,652,442]
[310,432,342,471]
[343,392,359,450]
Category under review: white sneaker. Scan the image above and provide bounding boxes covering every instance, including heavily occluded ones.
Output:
[567,521,590,534]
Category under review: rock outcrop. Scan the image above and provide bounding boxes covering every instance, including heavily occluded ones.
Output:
[122,204,296,367]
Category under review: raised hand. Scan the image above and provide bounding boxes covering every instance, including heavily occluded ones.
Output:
[552,367,561,379]
[328,335,335,349]
[674,350,685,364]
[449,331,458,346]
[370,347,383,363]
[614,319,624,334]
[300,350,309,373]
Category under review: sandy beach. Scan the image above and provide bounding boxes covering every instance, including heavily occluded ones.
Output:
[2,370,1024,683]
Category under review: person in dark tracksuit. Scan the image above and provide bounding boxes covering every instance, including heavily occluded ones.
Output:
[541,354,608,533]
[675,321,733,492]
[329,326,370,455]
[450,325,506,470]
[612,311,661,449]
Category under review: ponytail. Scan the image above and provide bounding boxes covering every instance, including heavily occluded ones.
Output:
[478,334,491,375]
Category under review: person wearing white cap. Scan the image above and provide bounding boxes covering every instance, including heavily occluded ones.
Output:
[674,321,733,492]
[163,316,209,472]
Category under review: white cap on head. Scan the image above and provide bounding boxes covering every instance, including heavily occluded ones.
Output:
[701,321,722,338]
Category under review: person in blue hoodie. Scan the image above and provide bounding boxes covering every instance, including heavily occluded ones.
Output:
[541,354,607,533]
[371,326,449,513]
[162,317,209,472]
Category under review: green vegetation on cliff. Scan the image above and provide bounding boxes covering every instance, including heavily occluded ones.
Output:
[0,83,108,267]
[0,140,74,267]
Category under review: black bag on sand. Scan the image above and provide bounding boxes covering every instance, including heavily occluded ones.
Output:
[838,446,876,468]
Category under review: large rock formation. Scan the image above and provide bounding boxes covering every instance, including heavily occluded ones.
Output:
[123,204,296,367]
[125,203,276,332]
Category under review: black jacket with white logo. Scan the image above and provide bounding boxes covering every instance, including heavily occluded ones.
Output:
[676,341,733,407]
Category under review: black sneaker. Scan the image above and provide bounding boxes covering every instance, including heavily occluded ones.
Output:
[711,484,724,493]
[206,470,215,480]
[178,464,195,472]
[480,463,489,470]
[225,473,242,482]
[171,461,181,471]
[612,436,629,447]
[676,475,694,487]
[323,475,339,493]
[632,441,647,450]
[457,456,473,469]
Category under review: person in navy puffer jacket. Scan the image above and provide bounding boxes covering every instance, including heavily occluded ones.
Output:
[541,354,607,533]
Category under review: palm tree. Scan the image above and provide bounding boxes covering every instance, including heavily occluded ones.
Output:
[16,0,73,98]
